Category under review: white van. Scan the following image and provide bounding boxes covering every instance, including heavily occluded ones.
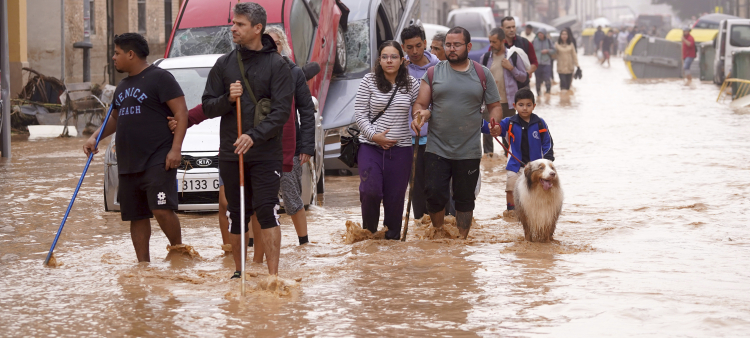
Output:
[422,23,449,47]
[446,7,496,38]
[714,19,750,84]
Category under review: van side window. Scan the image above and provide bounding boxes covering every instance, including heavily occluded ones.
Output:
[290,0,316,66]
[308,0,322,17]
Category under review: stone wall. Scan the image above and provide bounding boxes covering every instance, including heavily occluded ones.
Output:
[26,0,179,89]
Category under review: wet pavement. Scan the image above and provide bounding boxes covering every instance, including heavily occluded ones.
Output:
[2,56,750,337]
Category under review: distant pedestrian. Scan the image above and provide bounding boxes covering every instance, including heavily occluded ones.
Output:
[611,29,620,55]
[599,30,614,67]
[400,25,444,220]
[617,28,629,56]
[354,41,420,239]
[430,33,447,61]
[83,33,189,263]
[202,2,294,279]
[594,26,605,53]
[520,24,536,42]
[412,26,505,239]
[482,27,527,157]
[555,29,578,92]
[682,27,696,85]
[628,26,638,42]
[501,16,538,87]
[532,29,555,96]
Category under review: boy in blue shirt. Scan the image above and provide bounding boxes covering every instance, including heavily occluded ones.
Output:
[484,88,553,214]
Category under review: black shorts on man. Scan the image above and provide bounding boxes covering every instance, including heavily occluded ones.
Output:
[424,153,481,213]
[119,166,178,221]
[111,64,184,220]
[219,160,282,234]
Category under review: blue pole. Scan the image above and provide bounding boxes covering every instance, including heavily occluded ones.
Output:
[44,105,114,266]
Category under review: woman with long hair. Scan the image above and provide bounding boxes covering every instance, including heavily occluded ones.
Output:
[555,28,579,92]
[354,40,420,240]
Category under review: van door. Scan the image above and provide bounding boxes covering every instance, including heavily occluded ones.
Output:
[288,0,339,112]
[724,20,750,79]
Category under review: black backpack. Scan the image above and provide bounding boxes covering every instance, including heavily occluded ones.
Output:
[482,51,528,90]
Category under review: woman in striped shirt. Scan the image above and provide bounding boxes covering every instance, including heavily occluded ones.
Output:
[355,40,420,240]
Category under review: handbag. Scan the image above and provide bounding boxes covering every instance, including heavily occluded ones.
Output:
[574,67,583,79]
[338,85,400,168]
[237,51,272,128]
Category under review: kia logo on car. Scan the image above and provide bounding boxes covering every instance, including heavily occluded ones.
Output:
[196,158,212,167]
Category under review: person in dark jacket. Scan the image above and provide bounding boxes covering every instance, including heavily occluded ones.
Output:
[594,26,605,53]
[201,2,294,279]
[266,25,315,248]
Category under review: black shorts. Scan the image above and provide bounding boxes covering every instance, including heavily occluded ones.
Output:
[424,152,480,213]
[118,165,178,221]
[219,160,282,234]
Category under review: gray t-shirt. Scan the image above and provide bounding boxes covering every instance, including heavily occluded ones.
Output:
[422,61,501,160]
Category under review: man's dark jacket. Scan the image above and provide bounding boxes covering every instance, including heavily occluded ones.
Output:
[202,34,294,162]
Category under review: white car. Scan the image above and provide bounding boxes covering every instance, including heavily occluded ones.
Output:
[104,54,324,212]
[446,7,496,38]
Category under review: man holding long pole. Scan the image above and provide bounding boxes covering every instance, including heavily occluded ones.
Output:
[202,2,293,279]
[83,33,188,262]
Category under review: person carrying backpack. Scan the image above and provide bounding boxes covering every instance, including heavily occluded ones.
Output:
[412,27,504,239]
[482,27,527,157]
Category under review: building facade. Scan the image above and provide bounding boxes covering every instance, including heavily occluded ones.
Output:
[7,0,180,98]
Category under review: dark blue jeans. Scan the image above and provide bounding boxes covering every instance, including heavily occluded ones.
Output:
[358,143,413,239]
[535,64,552,95]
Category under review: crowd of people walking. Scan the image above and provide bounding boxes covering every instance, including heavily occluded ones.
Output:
[84,1,580,280]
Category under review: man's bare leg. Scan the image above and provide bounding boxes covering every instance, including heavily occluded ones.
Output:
[251,214,265,263]
[291,209,308,242]
[130,219,152,262]
[152,209,182,246]
[430,209,446,229]
[228,232,250,271]
[218,186,231,246]
[261,226,281,275]
[456,210,473,239]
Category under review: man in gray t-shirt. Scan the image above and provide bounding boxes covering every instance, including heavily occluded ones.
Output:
[412,27,505,239]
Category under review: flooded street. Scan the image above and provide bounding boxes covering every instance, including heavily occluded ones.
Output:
[2,56,750,337]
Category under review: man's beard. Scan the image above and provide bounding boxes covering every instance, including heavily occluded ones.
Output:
[447,49,469,64]
[115,68,124,74]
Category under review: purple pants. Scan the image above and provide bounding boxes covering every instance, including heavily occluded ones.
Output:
[358,143,413,239]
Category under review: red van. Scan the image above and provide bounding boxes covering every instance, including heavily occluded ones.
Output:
[165,0,347,114]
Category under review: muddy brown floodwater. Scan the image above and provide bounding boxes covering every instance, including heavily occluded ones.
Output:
[2,57,750,337]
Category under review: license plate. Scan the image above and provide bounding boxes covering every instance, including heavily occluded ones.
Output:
[178,178,220,192]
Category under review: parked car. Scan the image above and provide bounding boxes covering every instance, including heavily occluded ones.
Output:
[321,0,419,175]
[713,19,750,84]
[103,55,325,212]
[446,7,496,38]
[423,22,449,47]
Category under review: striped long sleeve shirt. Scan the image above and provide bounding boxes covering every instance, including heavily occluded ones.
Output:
[354,73,420,148]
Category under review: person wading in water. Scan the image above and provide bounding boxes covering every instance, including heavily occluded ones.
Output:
[83,33,189,262]
[202,2,294,279]
[412,26,504,239]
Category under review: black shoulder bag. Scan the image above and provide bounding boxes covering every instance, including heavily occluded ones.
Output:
[338,85,399,168]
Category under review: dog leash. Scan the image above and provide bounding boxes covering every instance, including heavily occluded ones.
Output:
[490,118,526,166]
